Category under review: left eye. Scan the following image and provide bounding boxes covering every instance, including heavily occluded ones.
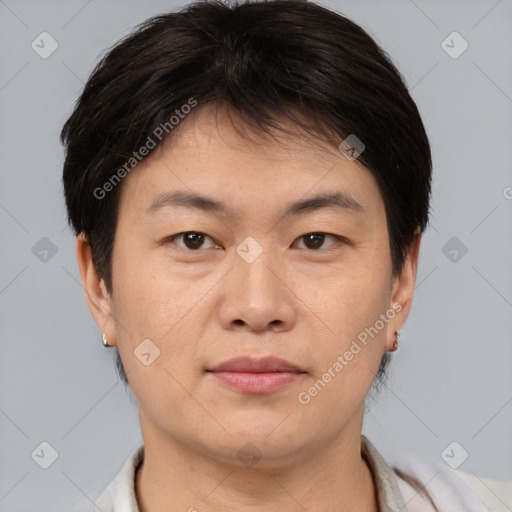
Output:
[293,233,341,250]
[167,232,219,251]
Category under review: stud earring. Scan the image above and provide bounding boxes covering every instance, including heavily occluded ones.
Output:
[390,329,402,352]
[102,333,111,348]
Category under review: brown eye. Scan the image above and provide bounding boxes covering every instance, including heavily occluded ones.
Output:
[183,232,205,249]
[303,233,325,249]
[169,232,218,250]
[294,232,340,250]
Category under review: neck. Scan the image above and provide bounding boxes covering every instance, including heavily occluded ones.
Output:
[135,417,379,512]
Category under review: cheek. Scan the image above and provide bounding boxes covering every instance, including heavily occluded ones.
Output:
[295,282,390,428]
[112,247,197,334]
[110,253,174,360]
[111,257,208,420]
[111,249,219,380]
[295,257,392,397]
[299,258,391,342]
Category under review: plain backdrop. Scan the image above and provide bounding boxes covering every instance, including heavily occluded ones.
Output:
[1,0,511,510]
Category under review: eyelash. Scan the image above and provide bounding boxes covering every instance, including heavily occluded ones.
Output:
[164,231,346,252]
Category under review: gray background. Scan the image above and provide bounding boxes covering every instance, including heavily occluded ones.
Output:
[1,0,511,510]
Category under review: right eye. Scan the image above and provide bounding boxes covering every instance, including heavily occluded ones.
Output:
[165,232,220,251]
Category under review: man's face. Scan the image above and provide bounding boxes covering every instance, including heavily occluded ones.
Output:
[102,106,410,466]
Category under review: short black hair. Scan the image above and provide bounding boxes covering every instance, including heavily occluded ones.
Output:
[61,0,432,388]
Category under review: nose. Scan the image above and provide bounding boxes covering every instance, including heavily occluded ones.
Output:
[217,247,297,333]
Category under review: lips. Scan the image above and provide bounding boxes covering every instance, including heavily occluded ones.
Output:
[208,356,305,374]
[207,356,306,394]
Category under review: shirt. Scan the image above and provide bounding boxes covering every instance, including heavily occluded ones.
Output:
[93,435,508,511]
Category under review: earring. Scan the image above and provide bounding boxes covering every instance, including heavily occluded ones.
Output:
[102,333,111,348]
[390,329,402,352]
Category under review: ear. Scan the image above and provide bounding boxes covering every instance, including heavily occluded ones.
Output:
[76,232,117,347]
[386,227,422,350]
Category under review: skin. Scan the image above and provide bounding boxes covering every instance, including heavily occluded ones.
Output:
[77,104,421,512]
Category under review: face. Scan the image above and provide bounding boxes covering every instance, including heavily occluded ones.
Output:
[79,105,419,468]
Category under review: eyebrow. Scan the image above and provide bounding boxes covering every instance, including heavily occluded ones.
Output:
[145,189,364,218]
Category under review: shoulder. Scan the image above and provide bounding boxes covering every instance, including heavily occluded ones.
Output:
[450,469,512,512]
[361,434,508,512]
[93,444,144,512]
[392,454,510,512]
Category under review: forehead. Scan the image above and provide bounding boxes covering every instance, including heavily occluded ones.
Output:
[117,105,384,221]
